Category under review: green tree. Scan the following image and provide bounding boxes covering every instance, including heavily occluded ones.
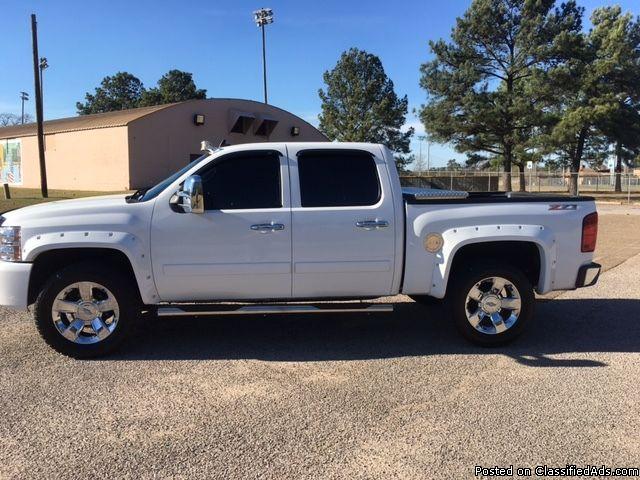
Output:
[77,70,207,114]
[318,48,414,167]
[140,70,207,106]
[465,152,495,170]
[601,107,640,191]
[447,159,463,170]
[542,6,640,194]
[591,7,640,191]
[77,72,145,114]
[396,154,414,174]
[419,0,582,191]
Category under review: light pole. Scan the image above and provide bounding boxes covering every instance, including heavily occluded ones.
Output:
[39,57,48,107]
[418,135,431,171]
[253,8,273,104]
[417,135,425,174]
[20,92,29,124]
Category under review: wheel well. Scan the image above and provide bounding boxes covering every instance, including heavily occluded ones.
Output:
[28,248,140,305]
[449,241,542,289]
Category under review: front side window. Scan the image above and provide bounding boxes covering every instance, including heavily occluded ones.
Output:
[199,151,282,210]
[297,150,381,207]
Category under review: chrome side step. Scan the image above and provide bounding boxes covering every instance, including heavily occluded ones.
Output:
[157,304,393,317]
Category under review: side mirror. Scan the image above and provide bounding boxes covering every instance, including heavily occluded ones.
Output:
[177,175,204,214]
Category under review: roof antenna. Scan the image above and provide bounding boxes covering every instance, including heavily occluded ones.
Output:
[219,139,228,147]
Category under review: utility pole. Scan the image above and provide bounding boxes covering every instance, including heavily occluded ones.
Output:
[253,8,274,104]
[20,92,29,124]
[31,13,48,198]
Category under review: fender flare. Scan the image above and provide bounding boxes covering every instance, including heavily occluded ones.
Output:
[23,231,159,305]
[430,224,556,298]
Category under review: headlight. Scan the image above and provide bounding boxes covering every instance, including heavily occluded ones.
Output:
[0,226,21,262]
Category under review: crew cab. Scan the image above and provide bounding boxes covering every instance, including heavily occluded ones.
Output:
[0,142,601,357]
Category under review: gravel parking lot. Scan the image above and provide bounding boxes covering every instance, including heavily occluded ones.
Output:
[1,206,640,479]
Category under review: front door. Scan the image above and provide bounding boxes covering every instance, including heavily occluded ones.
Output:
[150,148,292,301]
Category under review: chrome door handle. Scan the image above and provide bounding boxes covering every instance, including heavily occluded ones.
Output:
[251,222,285,233]
[356,219,389,230]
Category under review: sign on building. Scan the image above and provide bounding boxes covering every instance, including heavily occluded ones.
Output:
[0,139,22,185]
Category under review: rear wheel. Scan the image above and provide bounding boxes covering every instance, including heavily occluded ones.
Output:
[449,262,534,346]
[34,263,139,358]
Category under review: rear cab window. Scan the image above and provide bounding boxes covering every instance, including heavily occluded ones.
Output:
[296,150,381,207]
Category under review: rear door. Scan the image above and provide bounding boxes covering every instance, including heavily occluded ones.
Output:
[288,147,397,298]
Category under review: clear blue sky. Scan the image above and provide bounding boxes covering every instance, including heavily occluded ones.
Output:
[0,0,637,167]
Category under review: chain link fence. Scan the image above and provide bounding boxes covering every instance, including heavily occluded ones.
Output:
[400,170,640,199]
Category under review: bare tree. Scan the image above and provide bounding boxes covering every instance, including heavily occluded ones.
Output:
[0,113,33,127]
[413,154,427,175]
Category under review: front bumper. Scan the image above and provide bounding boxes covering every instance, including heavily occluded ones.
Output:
[0,261,32,310]
[575,262,601,288]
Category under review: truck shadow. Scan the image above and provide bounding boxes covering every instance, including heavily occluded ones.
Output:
[109,298,640,367]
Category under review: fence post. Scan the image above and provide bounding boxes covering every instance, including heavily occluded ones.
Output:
[629,173,632,205]
[450,171,453,190]
[2,183,10,200]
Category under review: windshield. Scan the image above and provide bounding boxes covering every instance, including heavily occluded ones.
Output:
[131,154,210,202]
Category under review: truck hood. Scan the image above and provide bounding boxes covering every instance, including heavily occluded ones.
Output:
[1,194,136,228]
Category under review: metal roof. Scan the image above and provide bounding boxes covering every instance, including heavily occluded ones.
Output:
[0,103,175,140]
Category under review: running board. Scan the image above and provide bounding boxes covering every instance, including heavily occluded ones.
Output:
[157,304,393,317]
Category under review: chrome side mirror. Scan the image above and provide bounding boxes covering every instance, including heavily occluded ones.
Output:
[177,175,204,214]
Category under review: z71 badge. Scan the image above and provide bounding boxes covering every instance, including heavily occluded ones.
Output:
[549,204,577,210]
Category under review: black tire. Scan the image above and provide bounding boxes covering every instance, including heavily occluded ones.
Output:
[34,262,140,358]
[409,294,443,306]
[448,262,534,347]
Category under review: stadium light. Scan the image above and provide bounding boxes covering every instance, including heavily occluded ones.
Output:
[253,8,274,104]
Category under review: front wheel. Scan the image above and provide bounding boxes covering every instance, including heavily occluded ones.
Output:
[448,263,534,346]
[34,262,139,358]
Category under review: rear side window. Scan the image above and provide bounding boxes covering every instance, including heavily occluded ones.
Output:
[199,151,282,210]
[297,150,381,207]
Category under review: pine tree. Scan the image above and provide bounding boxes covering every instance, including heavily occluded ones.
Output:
[319,48,413,168]
[419,0,582,191]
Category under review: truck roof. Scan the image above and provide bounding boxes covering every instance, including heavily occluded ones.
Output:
[204,141,386,156]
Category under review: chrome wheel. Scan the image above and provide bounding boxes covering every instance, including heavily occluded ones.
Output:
[464,276,521,335]
[51,282,120,344]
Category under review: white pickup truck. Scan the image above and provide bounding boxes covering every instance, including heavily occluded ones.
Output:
[0,142,601,357]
